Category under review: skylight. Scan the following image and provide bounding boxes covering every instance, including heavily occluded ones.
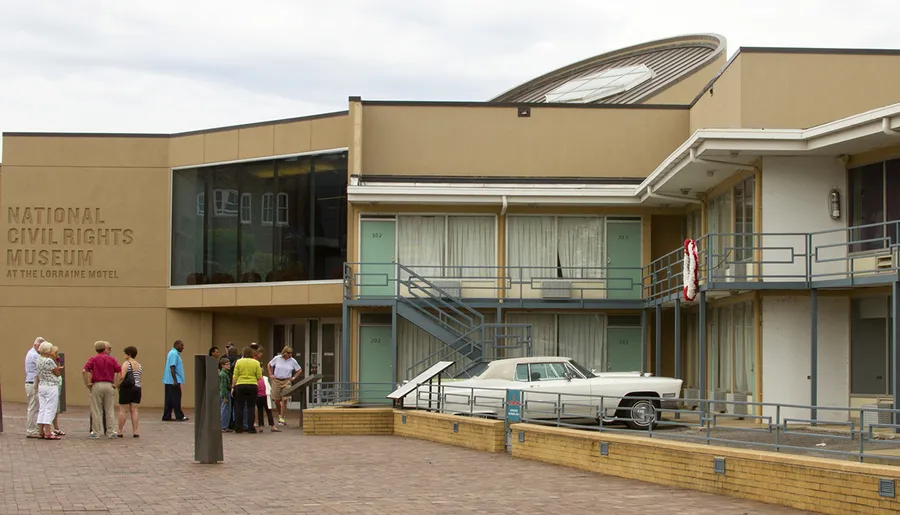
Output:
[544,64,655,103]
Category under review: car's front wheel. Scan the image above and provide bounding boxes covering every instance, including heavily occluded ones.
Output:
[621,397,658,430]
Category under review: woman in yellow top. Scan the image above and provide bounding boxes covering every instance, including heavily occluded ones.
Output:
[231,347,262,434]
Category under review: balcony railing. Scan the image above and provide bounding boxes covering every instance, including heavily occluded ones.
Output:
[343,262,644,304]
[644,220,900,303]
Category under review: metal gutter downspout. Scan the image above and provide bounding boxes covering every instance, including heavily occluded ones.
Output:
[500,195,508,215]
[883,117,900,138]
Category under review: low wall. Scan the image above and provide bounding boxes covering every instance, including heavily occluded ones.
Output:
[510,424,900,515]
[394,410,506,453]
[302,407,394,435]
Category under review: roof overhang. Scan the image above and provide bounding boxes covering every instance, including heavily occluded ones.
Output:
[349,102,900,208]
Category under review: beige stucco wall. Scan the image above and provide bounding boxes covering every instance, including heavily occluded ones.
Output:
[689,54,743,132]
[0,114,350,408]
[645,52,727,105]
[360,104,690,178]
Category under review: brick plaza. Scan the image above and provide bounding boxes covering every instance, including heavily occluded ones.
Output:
[0,402,810,514]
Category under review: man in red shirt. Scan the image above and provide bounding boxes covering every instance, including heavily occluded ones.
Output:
[82,340,121,439]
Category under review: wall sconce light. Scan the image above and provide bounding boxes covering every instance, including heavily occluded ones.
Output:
[829,188,841,221]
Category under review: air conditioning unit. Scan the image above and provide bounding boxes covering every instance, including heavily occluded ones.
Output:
[726,392,749,416]
[861,402,894,429]
[710,390,726,413]
[876,253,896,271]
[682,388,700,410]
[541,279,572,299]
[723,262,748,283]
[429,279,462,298]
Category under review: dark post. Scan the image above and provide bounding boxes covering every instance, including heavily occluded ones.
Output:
[58,352,67,413]
[341,303,350,383]
[810,288,818,423]
[699,291,707,400]
[194,355,224,464]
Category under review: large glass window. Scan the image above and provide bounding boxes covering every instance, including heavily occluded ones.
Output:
[707,175,755,277]
[396,215,496,278]
[507,216,605,282]
[170,152,348,285]
[847,159,900,252]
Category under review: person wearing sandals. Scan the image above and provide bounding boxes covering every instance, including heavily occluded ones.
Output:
[116,346,143,438]
[34,341,64,440]
[49,346,65,437]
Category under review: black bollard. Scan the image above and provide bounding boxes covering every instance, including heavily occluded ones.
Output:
[194,355,224,464]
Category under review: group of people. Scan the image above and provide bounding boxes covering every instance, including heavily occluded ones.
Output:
[214,343,303,434]
[25,337,143,440]
[24,337,302,439]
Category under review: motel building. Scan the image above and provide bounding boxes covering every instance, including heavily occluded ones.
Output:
[4,33,900,423]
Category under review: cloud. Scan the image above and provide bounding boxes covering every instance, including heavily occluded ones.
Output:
[1,0,899,156]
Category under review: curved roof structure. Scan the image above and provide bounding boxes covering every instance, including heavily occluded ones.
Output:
[491,34,726,105]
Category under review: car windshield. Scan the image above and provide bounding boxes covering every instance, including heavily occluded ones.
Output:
[567,359,596,378]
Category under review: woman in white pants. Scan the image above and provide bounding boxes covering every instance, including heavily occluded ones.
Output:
[34,341,64,440]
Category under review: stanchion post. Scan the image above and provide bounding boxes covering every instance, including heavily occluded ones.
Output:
[194,355,224,464]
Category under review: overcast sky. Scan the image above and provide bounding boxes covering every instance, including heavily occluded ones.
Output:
[2,0,899,156]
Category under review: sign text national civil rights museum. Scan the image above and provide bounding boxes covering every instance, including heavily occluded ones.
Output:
[5,207,134,280]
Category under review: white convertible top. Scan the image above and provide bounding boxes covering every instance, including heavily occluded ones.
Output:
[475,356,572,380]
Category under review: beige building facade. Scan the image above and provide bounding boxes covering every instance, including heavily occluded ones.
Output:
[4,34,900,417]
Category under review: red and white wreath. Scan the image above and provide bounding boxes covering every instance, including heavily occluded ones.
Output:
[683,239,699,301]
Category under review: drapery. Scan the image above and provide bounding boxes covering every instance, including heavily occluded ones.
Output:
[398,312,496,379]
[557,217,604,278]
[733,302,755,395]
[505,313,556,358]
[558,314,605,372]
[507,217,556,282]
[684,315,699,389]
[398,216,444,278]
[447,216,495,278]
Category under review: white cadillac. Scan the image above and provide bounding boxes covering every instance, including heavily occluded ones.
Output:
[397,356,683,430]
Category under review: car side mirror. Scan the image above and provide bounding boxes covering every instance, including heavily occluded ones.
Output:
[565,371,573,381]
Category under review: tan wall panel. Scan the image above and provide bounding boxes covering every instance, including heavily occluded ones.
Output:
[689,55,743,132]
[2,136,168,168]
[310,115,350,151]
[201,287,237,307]
[238,125,275,159]
[271,284,310,304]
[1,166,170,288]
[167,288,203,308]
[273,121,312,155]
[234,286,274,306]
[212,313,261,349]
[361,105,689,178]
[741,52,900,129]
[308,282,343,304]
[651,214,684,260]
[203,130,239,164]
[645,54,726,105]
[0,307,169,407]
[0,286,166,308]
[169,134,204,167]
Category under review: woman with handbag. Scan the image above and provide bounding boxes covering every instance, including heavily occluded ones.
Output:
[116,346,143,437]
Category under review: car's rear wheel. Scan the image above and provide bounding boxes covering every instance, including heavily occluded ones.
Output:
[621,398,658,430]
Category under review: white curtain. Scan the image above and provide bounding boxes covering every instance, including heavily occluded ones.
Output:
[684,315,699,389]
[507,217,556,282]
[398,216,444,278]
[719,306,733,392]
[708,309,719,394]
[557,217,604,278]
[397,319,447,380]
[558,314,605,372]
[448,217,495,278]
[734,302,755,395]
[505,313,556,358]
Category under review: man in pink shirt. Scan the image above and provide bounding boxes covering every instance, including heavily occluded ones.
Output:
[82,340,121,439]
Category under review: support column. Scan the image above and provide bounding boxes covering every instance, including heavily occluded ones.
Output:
[341,303,350,383]
[810,288,818,423]
[893,282,900,431]
[674,299,682,380]
[655,304,662,376]
[391,303,399,383]
[699,291,707,400]
[640,310,648,374]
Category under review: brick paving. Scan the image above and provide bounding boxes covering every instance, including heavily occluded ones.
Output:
[0,402,812,514]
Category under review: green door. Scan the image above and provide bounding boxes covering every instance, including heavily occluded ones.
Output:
[358,325,394,404]
[359,220,396,297]
[606,327,643,372]
[606,220,642,299]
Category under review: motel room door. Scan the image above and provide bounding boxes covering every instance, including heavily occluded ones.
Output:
[606,219,642,300]
[359,219,396,297]
[358,324,394,404]
[606,326,643,372]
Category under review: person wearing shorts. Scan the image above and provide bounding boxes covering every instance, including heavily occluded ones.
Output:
[267,347,302,426]
[116,346,142,438]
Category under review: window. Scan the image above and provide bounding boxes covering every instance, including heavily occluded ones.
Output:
[850,296,893,395]
[213,189,239,217]
[528,363,568,381]
[707,175,756,275]
[847,159,900,253]
[708,301,756,398]
[507,216,606,282]
[544,64,655,103]
[240,193,251,224]
[515,364,529,382]
[396,215,496,279]
[262,193,274,225]
[170,152,348,286]
[506,313,606,373]
[686,210,702,240]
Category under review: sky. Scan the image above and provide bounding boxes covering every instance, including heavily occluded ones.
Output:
[2,0,900,156]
